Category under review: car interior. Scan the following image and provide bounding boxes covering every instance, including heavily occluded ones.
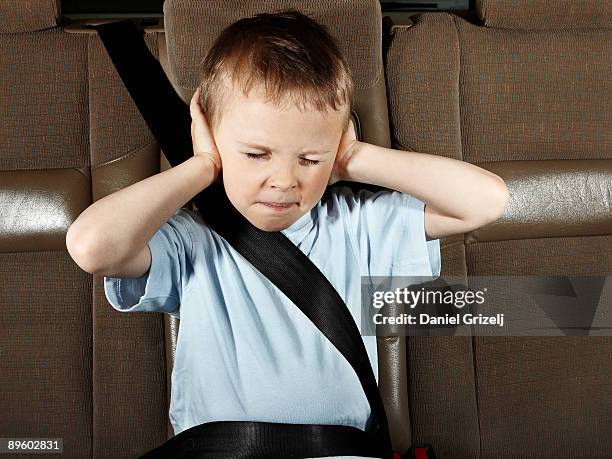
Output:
[1,0,610,457]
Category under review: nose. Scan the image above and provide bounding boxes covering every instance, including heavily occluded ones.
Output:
[269,166,297,191]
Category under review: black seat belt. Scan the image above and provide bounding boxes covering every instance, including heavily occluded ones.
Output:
[94,19,395,459]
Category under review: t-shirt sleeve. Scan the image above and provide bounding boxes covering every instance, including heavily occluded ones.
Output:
[103,208,195,319]
[334,186,441,281]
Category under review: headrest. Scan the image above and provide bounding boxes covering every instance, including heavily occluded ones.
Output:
[0,0,60,33]
[476,0,612,30]
[163,0,382,92]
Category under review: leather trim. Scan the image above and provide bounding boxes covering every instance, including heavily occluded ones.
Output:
[378,335,412,454]
[0,168,90,252]
[165,314,180,439]
[353,72,392,149]
[468,159,612,243]
[91,141,160,202]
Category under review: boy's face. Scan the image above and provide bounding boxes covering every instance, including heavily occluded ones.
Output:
[213,85,348,232]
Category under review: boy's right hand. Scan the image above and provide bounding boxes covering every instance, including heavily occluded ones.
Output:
[190,87,222,182]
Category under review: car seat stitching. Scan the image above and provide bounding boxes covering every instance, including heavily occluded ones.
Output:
[450,13,465,162]
[471,335,483,458]
[450,12,482,457]
[90,140,157,170]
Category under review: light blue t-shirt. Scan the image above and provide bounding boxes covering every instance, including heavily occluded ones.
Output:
[103,185,441,458]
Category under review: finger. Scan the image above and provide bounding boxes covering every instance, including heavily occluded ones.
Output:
[348,119,357,140]
[191,87,200,101]
[190,88,201,118]
[190,92,196,117]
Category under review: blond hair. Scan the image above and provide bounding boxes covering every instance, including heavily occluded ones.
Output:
[198,9,354,133]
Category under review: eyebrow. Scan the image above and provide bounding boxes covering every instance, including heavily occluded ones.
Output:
[237,141,331,155]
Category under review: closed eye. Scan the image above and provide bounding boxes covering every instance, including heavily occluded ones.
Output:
[244,152,267,160]
[242,152,321,166]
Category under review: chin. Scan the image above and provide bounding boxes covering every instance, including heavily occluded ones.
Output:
[243,211,297,232]
[252,219,290,232]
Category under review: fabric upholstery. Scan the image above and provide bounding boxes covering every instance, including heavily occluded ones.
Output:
[0,0,60,33]
[385,6,611,458]
[163,0,382,92]
[476,0,612,30]
[0,28,88,170]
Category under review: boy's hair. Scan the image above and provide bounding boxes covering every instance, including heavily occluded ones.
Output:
[197,9,354,134]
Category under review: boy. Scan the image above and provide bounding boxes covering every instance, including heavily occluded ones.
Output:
[66,10,508,457]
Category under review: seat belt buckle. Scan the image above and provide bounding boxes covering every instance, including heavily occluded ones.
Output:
[405,443,436,459]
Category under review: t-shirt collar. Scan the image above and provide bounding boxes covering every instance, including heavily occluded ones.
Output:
[280,206,316,245]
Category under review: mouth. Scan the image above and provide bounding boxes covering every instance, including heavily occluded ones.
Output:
[259,202,296,211]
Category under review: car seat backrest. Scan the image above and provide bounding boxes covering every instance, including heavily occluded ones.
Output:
[466,3,609,163]
[162,0,391,146]
[0,1,176,457]
[161,0,415,449]
[0,3,93,457]
[384,0,611,457]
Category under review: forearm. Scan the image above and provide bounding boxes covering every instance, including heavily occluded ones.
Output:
[344,142,507,221]
[67,155,215,269]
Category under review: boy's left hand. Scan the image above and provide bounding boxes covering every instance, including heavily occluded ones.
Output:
[329,118,359,185]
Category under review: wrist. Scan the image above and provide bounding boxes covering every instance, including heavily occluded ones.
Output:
[190,155,219,189]
[342,140,366,183]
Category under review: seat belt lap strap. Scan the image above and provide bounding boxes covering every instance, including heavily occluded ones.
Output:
[95,19,395,459]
